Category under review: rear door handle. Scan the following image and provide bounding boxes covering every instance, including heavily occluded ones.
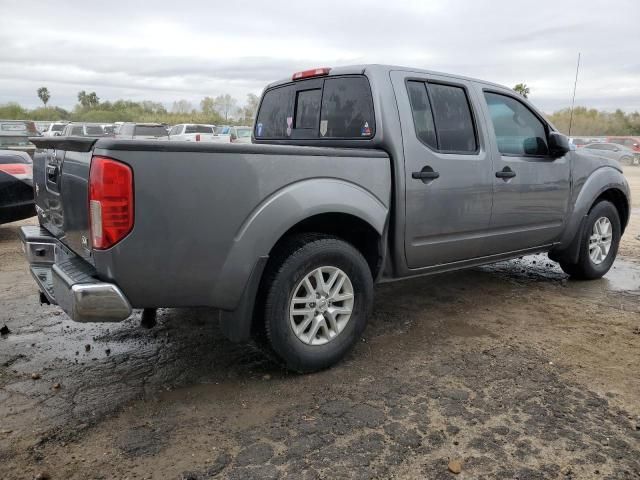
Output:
[412,166,440,183]
[495,167,516,179]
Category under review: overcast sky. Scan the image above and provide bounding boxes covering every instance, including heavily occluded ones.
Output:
[1,0,639,113]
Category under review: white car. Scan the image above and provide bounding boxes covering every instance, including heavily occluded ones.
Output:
[169,124,227,142]
[43,122,69,137]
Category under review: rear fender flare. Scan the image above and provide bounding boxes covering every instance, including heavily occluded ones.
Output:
[214,178,389,311]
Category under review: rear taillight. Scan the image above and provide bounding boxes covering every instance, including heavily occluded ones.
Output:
[89,156,133,250]
[292,67,331,80]
[0,164,29,175]
[195,133,201,142]
[0,163,32,181]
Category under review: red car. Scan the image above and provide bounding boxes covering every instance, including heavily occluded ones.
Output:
[607,136,640,152]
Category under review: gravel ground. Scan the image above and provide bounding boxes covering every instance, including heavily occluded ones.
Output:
[0,169,639,480]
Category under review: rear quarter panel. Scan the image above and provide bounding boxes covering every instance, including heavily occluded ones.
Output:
[90,144,391,310]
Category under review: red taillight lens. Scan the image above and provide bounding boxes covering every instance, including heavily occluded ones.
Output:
[195,133,201,142]
[89,156,133,250]
[292,67,331,80]
[0,164,29,175]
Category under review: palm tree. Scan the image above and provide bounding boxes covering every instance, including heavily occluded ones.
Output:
[37,87,50,108]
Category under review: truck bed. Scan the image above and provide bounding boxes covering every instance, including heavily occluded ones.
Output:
[30,137,391,311]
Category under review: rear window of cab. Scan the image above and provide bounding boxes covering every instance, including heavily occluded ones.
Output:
[255,75,375,140]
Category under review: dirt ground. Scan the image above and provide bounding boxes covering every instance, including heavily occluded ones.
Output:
[1,170,639,480]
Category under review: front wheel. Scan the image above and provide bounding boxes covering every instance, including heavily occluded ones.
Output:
[560,200,621,279]
[261,234,373,373]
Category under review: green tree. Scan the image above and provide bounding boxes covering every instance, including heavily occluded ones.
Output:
[513,83,530,98]
[77,90,100,109]
[37,87,50,108]
[241,93,260,124]
[213,94,237,122]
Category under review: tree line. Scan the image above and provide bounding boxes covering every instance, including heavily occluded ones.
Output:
[0,87,259,126]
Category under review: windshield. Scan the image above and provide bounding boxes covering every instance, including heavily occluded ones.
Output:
[134,126,167,137]
[51,124,66,132]
[215,126,230,135]
[237,128,252,138]
[85,125,105,135]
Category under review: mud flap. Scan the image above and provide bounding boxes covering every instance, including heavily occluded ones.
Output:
[218,256,268,342]
[548,214,588,264]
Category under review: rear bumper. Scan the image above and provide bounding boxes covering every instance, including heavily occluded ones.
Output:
[19,225,132,322]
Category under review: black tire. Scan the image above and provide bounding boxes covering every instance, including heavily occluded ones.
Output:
[560,200,621,280]
[260,233,373,373]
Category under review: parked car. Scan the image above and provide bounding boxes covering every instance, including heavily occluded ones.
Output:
[61,123,111,137]
[116,123,169,140]
[229,126,252,143]
[42,122,69,137]
[214,125,232,143]
[0,150,34,224]
[35,122,52,134]
[569,137,589,148]
[582,142,640,166]
[0,120,40,158]
[23,64,630,373]
[168,124,223,142]
[101,124,116,136]
[607,136,640,152]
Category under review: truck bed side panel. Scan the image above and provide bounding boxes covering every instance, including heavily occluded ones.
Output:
[90,145,391,310]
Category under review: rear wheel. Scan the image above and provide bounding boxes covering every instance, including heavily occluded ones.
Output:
[620,155,633,166]
[560,200,621,279]
[260,234,373,373]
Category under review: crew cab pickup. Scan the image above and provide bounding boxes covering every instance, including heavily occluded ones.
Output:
[22,65,631,372]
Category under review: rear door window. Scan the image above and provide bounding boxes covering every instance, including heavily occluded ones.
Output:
[406,80,476,153]
[255,76,375,140]
[407,81,437,150]
[428,84,477,152]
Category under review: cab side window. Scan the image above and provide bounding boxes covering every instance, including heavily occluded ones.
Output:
[483,92,549,156]
[407,80,477,153]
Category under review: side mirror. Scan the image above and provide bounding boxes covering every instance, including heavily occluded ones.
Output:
[548,132,570,158]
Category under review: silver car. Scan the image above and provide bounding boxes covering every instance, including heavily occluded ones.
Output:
[582,143,640,166]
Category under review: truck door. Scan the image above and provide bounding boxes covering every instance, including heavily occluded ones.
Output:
[479,90,570,253]
[390,71,494,268]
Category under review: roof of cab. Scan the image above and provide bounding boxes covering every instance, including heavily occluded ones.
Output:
[265,64,510,92]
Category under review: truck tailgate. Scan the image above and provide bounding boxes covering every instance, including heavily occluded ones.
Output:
[30,137,97,264]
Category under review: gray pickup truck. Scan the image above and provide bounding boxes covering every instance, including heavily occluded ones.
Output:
[22,65,630,372]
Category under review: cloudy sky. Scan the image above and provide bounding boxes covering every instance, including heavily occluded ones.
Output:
[1,0,639,113]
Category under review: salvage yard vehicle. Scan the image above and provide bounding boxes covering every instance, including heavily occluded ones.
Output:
[0,120,40,158]
[229,126,252,143]
[60,123,111,137]
[42,122,69,137]
[582,142,640,166]
[0,150,34,224]
[115,122,169,140]
[21,65,631,372]
[168,124,223,142]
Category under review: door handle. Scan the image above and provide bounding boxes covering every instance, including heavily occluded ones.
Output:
[412,166,440,183]
[495,167,516,179]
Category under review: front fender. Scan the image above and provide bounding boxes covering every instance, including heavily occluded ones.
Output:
[213,178,389,311]
[552,165,630,261]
